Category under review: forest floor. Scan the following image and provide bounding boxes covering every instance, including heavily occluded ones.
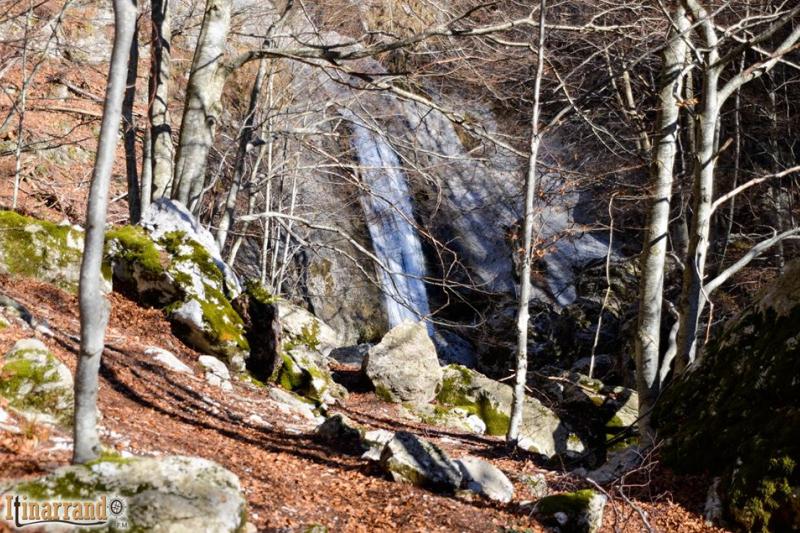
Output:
[0,275,728,532]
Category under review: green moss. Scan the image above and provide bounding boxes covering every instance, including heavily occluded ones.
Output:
[374,384,395,402]
[0,210,83,291]
[244,280,278,304]
[436,366,509,436]
[654,298,800,531]
[14,470,105,500]
[87,450,134,467]
[105,225,164,275]
[535,489,596,515]
[285,322,321,352]
[0,348,72,426]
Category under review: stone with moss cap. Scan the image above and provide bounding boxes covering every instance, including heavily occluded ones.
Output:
[1,455,247,532]
[0,210,110,293]
[654,260,800,532]
[0,338,74,427]
[437,365,583,459]
[532,489,606,533]
[277,346,346,406]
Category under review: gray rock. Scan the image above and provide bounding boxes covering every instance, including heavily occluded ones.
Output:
[402,403,486,435]
[456,456,514,503]
[438,365,583,459]
[379,432,462,492]
[578,446,643,485]
[0,339,74,427]
[361,429,395,461]
[199,355,232,391]
[533,489,607,533]
[145,347,193,374]
[520,472,549,499]
[363,321,443,403]
[0,455,247,532]
[268,387,318,421]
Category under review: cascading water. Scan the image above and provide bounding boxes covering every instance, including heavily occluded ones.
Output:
[344,113,433,332]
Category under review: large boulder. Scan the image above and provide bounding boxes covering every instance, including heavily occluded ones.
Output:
[654,260,800,532]
[0,210,109,293]
[438,365,584,459]
[1,455,247,532]
[107,205,248,370]
[379,432,462,493]
[362,321,443,403]
[0,339,73,427]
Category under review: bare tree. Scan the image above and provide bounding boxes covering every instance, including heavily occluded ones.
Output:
[633,4,689,442]
[73,0,138,464]
[507,0,546,444]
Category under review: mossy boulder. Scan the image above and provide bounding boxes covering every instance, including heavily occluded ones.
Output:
[532,489,607,533]
[0,338,73,427]
[0,210,110,293]
[106,224,249,371]
[402,402,487,435]
[276,346,345,406]
[314,413,368,454]
[438,365,584,459]
[654,260,800,532]
[0,455,247,532]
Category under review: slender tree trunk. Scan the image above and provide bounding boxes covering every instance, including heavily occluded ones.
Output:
[12,1,33,210]
[216,58,269,249]
[507,0,546,444]
[172,0,232,211]
[633,4,689,442]
[140,123,153,214]
[122,18,141,223]
[149,0,174,198]
[73,0,138,465]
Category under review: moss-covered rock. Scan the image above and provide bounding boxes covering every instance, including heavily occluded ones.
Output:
[533,489,607,533]
[0,455,247,532]
[0,338,73,427]
[379,432,462,493]
[276,346,345,406]
[0,210,110,293]
[107,226,249,370]
[279,302,344,357]
[437,365,584,459]
[402,402,487,435]
[654,260,800,532]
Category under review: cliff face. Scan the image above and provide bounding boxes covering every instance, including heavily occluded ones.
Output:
[655,261,800,532]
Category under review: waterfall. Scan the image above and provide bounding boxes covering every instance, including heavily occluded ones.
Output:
[345,114,433,331]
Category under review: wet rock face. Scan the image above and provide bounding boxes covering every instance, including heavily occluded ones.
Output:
[655,260,800,532]
[362,321,443,404]
[0,455,247,532]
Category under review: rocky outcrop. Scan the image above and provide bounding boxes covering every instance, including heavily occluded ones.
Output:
[438,365,584,459]
[363,321,443,403]
[315,414,368,454]
[0,210,108,293]
[278,302,344,357]
[379,432,462,493]
[532,489,607,533]
[1,455,247,532]
[0,339,73,427]
[654,260,800,532]
[455,457,514,503]
[107,204,248,370]
[277,345,345,406]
